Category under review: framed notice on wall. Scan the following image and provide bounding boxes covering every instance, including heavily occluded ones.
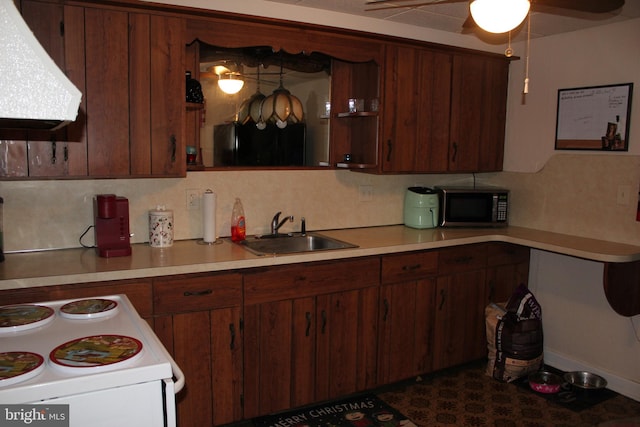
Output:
[555,83,633,151]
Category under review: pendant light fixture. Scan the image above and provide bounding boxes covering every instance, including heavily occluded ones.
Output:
[470,0,530,33]
[237,66,266,126]
[261,64,303,129]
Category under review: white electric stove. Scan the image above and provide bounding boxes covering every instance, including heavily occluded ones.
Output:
[0,294,184,427]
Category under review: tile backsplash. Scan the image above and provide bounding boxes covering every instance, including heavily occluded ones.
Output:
[1,169,468,252]
[3,153,639,253]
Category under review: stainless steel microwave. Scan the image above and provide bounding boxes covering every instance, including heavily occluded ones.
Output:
[436,187,509,227]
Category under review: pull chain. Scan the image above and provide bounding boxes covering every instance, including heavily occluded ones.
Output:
[505,31,513,57]
[523,11,531,94]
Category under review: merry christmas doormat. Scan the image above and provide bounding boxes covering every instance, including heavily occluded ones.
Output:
[253,394,417,427]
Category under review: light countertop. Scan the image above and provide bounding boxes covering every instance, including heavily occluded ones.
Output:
[2,225,640,290]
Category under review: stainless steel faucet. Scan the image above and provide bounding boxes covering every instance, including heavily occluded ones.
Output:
[270,211,294,235]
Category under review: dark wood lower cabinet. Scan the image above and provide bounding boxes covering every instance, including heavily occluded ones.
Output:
[433,269,487,370]
[0,242,530,426]
[242,257,380,419]
[316,287,379,401]
[378,250,439,383]
[152,272,243,427]
[378,278,437,384]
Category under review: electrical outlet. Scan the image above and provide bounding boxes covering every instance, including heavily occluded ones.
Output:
[186,189,201,210]
[617,185,631,205]
[359,185,373,202]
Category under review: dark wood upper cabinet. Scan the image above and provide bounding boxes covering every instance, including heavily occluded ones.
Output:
[381,43,510,174]
[84,7,130,176]
[449,53,509,172]
[1,1,185,179]
[1,0,510,178]
[381,45,451,173]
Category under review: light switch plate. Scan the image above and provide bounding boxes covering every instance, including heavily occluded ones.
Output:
[359,185,373,202]
[186,189,201,210]
[617,185,631,205]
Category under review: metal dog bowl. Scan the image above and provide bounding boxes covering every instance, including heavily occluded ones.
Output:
[563,371,607,390]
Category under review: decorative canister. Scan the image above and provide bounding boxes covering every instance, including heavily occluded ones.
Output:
[149,206,174,248]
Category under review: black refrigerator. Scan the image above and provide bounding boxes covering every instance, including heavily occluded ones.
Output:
[213,122,306,167]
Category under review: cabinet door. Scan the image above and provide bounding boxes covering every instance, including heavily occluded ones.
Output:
[84,7,131,176]
[381,46,451,173]
[130,13,185,177]
[243,297,316,418]
[486,243,530,303]
[210,307,243,426]
[381,45,418,172]
[316,287,378,401]
[378,278,436,384]
[153,273,242,427]
[478,58,509,171]
[433,270,486,371]
[154,307,242,427]
[449,54,508,172]
[155,311,212,426]
[149,15,186,176]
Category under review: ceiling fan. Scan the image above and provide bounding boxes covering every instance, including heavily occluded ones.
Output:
[365,0,625,32]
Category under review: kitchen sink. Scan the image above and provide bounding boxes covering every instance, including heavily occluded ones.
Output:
[237,233,358,256]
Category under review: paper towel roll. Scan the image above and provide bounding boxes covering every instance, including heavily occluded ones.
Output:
[203,190,217,243]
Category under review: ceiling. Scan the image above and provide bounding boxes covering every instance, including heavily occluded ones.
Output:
[264,0,640,41]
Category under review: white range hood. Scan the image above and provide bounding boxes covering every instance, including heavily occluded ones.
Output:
[0,0,82,130]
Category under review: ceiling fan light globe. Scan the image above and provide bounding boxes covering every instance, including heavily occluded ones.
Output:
[218,74,245,94]
[470,0,530,33]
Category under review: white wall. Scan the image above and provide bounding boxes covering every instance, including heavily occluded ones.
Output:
[502,19,640,173]
[527,250,640,400]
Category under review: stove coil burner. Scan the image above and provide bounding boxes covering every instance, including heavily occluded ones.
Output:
[0,305,55,333]
[49,334,144,373]
[0,351,45,387]
[60,298,119,319]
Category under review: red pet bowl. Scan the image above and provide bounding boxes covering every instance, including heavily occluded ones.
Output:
[528,371,564,394]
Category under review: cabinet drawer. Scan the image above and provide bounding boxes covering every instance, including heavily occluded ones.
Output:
[153,272,242,314]
[438,244,487,274]
[49,279,153,318]
[244,257,379,305]
[486,243,530,266]
[381,251,438,284]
